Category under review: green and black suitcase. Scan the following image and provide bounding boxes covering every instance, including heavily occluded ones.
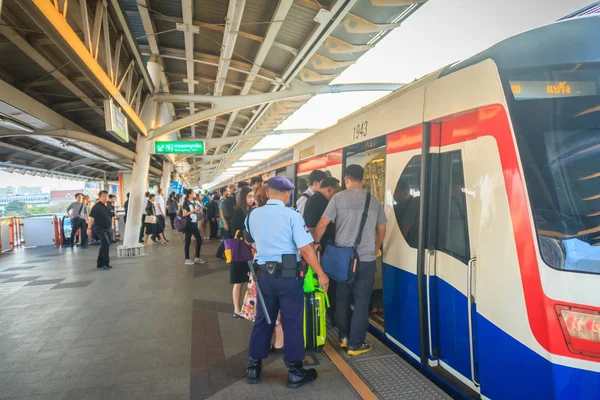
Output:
[303,290,327,351]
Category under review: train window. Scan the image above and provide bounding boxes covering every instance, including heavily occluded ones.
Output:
[393,156,422,249]
[503,63,600,274]
[436,152,470,264]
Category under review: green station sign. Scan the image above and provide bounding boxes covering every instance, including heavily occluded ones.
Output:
[154,141,205,154]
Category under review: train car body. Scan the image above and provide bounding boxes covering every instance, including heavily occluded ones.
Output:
[226,15,600,399]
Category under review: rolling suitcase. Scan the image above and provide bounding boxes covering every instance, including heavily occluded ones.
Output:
[303,290,327,351]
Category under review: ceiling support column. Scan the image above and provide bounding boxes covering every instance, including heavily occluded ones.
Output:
[160,162,172,195]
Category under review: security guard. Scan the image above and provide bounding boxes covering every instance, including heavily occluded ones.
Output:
[244,176,329,388]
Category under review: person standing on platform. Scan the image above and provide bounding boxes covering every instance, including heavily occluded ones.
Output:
[303,177,340,321]
[67,193,88,248]
[139,191,150,243]
[215,186,231,260]
[313,164,387,356]
[123,192,130,224]
[207,194,220,240]
[107,194,117,244]
[251,176,263,193]
[167,193,178,229]
[296,170,327,216]
[244,176,329,389]
[230,186,254,318]
[155,188,168,242]
[87,190,113,270]
[182,189,205,265]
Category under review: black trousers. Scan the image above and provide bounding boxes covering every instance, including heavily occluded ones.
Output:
[70,217,88,246]
[216,228,231,257]
[96,226,111,268]
[168,213,176,229]
[153,215,166,239]
[335,260,376,349]
[184,224,202,260]
[209,220,218,239]
[138,214,146,242]
[249,273,305,362]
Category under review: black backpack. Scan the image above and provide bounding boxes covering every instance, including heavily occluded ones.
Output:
[222,195,236,219]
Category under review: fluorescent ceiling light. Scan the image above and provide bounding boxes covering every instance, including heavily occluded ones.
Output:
[32,136,106,161]
[0,117,34,132]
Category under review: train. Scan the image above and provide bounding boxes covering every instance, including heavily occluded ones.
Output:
[220,15,600,399]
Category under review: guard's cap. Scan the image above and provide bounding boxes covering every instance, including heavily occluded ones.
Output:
[267,176,295,191]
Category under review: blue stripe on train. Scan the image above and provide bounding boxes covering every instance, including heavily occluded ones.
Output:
[382,262,600,399]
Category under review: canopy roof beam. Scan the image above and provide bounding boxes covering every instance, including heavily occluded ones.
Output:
[214,0,294,155]
[206,0,247,138]
[150,82,402,139]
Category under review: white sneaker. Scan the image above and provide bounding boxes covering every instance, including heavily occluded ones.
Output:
[194,258,206,264]
[185,259,194,265]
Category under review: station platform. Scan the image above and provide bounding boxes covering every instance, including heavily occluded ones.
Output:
[0,235,451,400]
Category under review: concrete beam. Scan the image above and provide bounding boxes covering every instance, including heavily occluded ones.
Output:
[185,128,318,148]
[0,12,104,117]
[19,1,147,135]
[150,82,402,139]
[214,0,294,152]
[206,0,247,138]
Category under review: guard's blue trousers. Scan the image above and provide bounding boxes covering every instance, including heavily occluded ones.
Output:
[248,271,305,362]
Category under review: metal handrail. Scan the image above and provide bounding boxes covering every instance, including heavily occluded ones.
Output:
[467,257,480,387]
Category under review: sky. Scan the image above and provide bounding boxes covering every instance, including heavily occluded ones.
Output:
[0,0,592,189]
[212,0,592,184]
[0,173,86,192]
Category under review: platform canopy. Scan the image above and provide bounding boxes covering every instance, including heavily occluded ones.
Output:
[0,0,426,184]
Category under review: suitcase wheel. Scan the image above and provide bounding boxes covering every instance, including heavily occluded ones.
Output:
[315,346,323,353]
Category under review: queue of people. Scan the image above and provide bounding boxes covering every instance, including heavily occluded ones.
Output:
[202,164,386,389]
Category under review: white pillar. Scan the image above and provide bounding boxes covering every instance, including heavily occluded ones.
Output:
[160,162,171,194]
[122,61,161,249]
[122,133,151,247]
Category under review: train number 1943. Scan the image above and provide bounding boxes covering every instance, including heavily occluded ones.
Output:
[353,121,368,140]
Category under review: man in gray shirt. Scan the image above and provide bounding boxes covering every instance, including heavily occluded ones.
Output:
[66,193,88,248]
[313,164,387,356]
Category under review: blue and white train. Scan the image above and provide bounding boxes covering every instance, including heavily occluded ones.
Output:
[228,15,600,399]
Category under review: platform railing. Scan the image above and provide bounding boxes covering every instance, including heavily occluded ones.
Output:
[0,213,126,254]
[0,214,66,252]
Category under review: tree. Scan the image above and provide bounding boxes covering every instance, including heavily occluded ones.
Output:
[27,205,49,215]
[3,201,30,217]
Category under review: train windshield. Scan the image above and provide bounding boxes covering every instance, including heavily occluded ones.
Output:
[503,63,600,274]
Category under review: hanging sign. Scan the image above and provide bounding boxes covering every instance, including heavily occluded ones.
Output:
[154,141,205,155]
[104,99,129,143]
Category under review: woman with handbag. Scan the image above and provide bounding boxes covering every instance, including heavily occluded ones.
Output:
[229,186,254,318]
[145,194,168,245]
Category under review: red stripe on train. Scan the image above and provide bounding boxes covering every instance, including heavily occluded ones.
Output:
[386,104,598,363]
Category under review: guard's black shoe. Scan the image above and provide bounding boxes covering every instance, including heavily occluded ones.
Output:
[246,358,262,384]
[287,360,317,389]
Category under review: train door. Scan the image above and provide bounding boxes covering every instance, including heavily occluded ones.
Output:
[426,116,480,389]
[344,136,387,331]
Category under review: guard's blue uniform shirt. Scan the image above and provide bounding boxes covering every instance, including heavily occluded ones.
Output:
[245,199,313,264]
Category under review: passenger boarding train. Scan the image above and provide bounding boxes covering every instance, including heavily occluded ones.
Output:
[227,16,600,399]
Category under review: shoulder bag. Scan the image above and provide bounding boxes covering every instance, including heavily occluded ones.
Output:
[223,230,254,264]
[321,192,371,282]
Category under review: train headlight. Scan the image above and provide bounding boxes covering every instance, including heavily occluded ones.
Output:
[556,306,600,358]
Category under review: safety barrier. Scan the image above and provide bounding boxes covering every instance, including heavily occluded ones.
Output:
[0,213,124,253]
[0,215,66,253]
[0,217,14,252]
